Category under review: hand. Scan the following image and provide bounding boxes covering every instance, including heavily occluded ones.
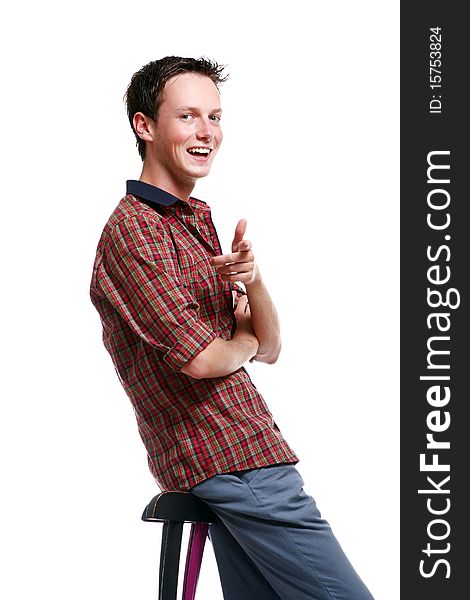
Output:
[233,295,254,334]
[209,219,260,286]
[234,295,261,362]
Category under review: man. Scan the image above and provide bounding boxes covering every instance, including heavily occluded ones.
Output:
[90,56,374,600]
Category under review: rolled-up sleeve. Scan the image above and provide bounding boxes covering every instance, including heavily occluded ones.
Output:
[98,214,216,371]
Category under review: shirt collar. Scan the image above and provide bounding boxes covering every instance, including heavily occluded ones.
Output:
[126,179,211,213]
[126,180,181,206]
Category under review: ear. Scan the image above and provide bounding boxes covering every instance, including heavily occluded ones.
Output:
[133,112,155,142]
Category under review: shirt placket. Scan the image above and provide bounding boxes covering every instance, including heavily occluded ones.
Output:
[174,204,216,255]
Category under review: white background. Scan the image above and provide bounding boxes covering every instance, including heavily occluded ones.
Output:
[1,1,399,598]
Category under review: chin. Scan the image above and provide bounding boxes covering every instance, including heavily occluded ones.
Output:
[187,166,212,179]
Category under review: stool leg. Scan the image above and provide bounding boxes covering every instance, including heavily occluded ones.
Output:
[182,523,209,600]
[159,520,184,600]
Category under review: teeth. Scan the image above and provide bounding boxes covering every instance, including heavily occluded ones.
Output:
[188,147,211,155]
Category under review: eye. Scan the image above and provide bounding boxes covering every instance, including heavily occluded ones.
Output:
[209,114,221,123]
[180,114,194,121]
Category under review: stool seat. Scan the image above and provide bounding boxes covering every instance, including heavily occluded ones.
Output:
[142,491,218,600]
[142,491,219,524]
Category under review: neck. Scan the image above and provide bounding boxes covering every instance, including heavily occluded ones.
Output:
[139,163,195,203]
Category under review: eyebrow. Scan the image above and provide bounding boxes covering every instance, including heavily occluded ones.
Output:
[175,106,222,113]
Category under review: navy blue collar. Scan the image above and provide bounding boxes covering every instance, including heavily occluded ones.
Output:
[126,180,180,207]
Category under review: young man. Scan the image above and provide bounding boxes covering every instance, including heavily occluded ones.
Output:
[90,56,374,600]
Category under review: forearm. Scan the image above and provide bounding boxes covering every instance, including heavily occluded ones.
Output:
[180,332,259,379]
[245,269,281,363]
[209,221,281,363]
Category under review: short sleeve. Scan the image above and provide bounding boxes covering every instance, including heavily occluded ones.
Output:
[98,214,216,371]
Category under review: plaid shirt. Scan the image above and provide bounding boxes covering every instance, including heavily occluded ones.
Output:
[90,180,299,491]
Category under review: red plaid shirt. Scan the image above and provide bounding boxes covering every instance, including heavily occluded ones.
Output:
[90,180,298,491]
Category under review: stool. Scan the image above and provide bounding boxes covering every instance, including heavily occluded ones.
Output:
[142,491,220,600]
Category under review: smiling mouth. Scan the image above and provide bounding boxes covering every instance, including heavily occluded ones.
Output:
[187,147,212,159]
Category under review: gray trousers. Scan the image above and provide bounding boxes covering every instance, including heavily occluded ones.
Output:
[190,464,374,600]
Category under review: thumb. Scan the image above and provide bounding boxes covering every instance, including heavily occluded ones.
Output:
[232,219,247,251]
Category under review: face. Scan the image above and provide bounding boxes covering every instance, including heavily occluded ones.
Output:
[145,73,223,194]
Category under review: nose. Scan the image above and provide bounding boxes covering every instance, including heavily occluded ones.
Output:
[196,118,215,141]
